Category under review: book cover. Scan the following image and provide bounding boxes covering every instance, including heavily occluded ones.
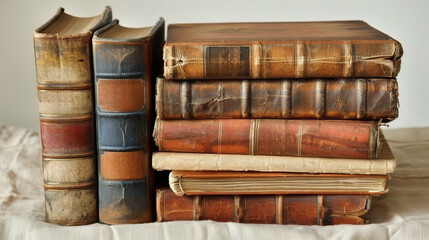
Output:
[152,131,395,174]
[154,119,380,159]
[156,77,398,121]
[164,21,402,79]
[156,188,371,225]
[33,7,112,225]
[164,21,403,79]
[168,171,389,196]
[93,18,165,224]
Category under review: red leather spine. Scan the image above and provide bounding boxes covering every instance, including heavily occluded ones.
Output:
[154,119,379,159]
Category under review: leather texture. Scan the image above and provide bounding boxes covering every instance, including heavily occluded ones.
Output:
[154,119,379,159]
[156,77,398,121]
[93,18,165,224]
[33,7,112,226]
[156,188,371,225]
[163,21,402,79]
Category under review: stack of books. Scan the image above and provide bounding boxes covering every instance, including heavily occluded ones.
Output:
[153,21,402,225]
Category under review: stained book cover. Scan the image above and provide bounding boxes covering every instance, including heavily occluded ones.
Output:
[152,131,395,174]
[164,21,402,79]
[93,18,165,224]
[156,188,371,225]
[154,119,380,159]
[33,7,112,225]
[168,171,389,196]
[156,77,398,121]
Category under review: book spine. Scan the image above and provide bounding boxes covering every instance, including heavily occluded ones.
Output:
[163,41,402,79]
[34,34,98,225]
[156,189,370,225]
[93,20,164,224]
[156,78,398,121]
[154,119,379,159]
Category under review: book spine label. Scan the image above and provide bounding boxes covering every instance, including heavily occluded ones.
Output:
[156,189,370,225]
[154,119,378,159]
[163,41,401,79]
[34,34,98,225]
[93,19,165,223]
[156,78,398,121]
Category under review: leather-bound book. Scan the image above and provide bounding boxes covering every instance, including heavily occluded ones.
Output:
[152,132,395,174]
[154,119,380,159]
[156,188,371,225]
[168,171,388,196]
[156,77,398,121]
[33,7,112,225]
[163,21,402,79]
[93,18,165,224]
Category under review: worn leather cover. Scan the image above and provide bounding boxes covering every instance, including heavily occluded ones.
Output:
[93,18,165,224]
[156,188,370,225]
[33,7,112,225]
[156,77,398,121]
[154,119,379,159]
[168,171,388,196]
[164,21,402,79]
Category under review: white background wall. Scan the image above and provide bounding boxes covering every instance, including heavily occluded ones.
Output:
[1,0,428,131]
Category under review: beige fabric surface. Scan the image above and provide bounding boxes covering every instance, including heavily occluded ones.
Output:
[0,124,428,240]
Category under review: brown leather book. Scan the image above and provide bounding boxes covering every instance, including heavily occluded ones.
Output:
[33,7,112,226]
[168,171,388,196]
[156,188,371,225]
[164,21,402,79]
[154,119,380,159]
[156,77,398,121]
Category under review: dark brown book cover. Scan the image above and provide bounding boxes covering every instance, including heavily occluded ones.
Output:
[93,18,165,224]
[156,77,398,121]
[33,7,112,226]
[154,119,380,159]
[164,21,402,79]
[156,188,371,225]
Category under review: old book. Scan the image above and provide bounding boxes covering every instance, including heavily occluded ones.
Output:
[168,171,389,196]
[154,119,380,159]
[33,7,112,225]
[164,21,403,79]
[93,18,165,224]
[156,188,371,225]
[156,77,398,121]
[152,131,395,174]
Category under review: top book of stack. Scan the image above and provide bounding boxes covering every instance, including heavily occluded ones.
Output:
[163,21,402,79]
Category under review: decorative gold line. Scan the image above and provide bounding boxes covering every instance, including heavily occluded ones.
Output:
[218,120,222,153]
[298,121,303,157]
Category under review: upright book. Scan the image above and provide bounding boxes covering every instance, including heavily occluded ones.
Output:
[33,7,112,225]
[163,21,402,79]
[156,188,371,225]
[156,77,398,121]
[93,18,165,224]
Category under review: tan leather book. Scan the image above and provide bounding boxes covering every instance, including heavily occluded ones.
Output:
[154,119,380,159]
[156,77,398,121]
[152,132,395,175]
[156,188,371,225]
[164,21,402,79]
[169,171,389,196]
[33,7,112,226]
